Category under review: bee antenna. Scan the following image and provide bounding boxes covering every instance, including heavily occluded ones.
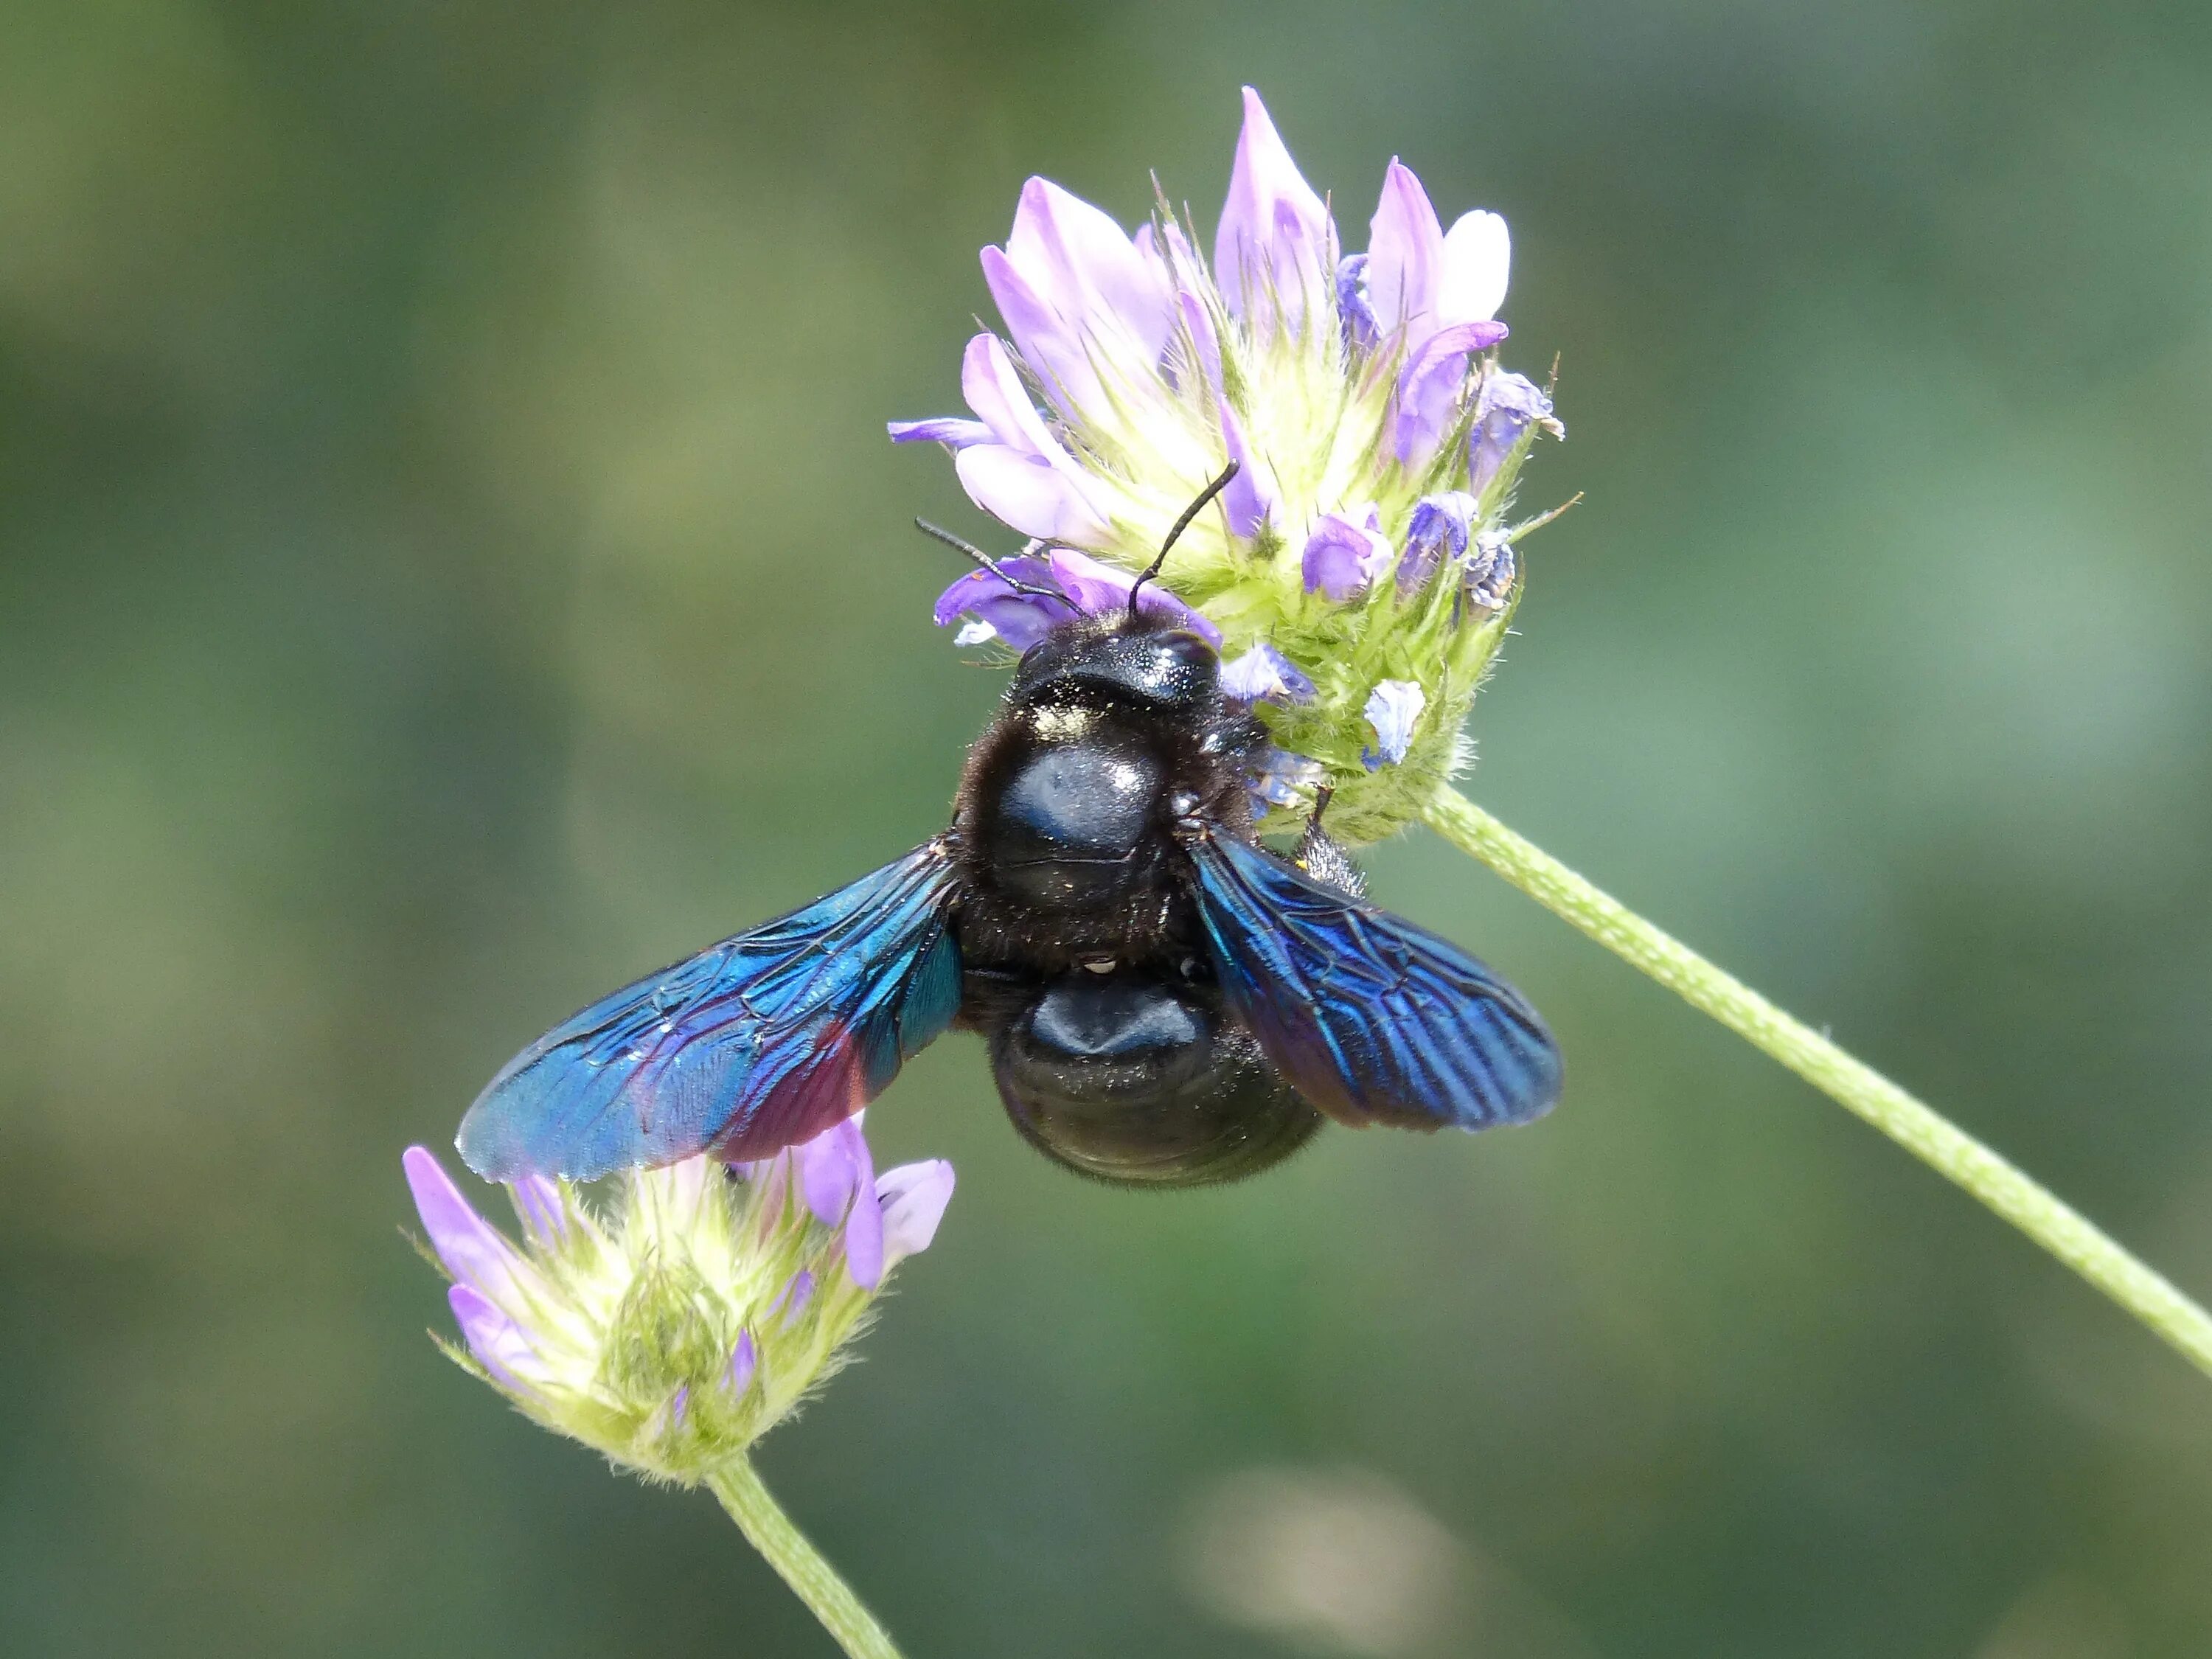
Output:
[1126,461,1240,620]
[914,519,1061,599]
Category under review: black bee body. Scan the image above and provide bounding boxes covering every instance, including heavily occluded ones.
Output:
[458,539,1562,1195]
[945,614,1326,1186]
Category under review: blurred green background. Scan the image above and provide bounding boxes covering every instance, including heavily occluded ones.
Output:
[5,1,2212,1654]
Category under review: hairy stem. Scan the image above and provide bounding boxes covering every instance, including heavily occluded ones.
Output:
[707,1459,905,1659]
[1423,785,2212,1380]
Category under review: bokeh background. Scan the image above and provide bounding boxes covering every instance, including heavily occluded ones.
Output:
[6,1,2212,1654]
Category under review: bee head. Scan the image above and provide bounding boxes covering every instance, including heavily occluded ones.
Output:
[1008,612,1220,714]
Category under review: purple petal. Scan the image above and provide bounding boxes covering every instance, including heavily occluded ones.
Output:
[1365,159,1444,342]
[1397,491,1478,593]
[956,445,1110,544]
[844,1182,886,1290]
[405,1147,529,1307]
[1437,209,1511,327]
[772,1269,815,1327]
[1335,254,1377,352]
[1301,513,1397,600]
[1469,372,1560,493]
[1214,87,1334,331]
[1220,642,1316,703]
[723,1330,758,1401]
[1177,291,1223,399]
[793,1117,883,1289]
[888,417,995,449]
[1004,176,1175,367]
[1363,680,1427,767]
[448,1284,541,1394]
[983,245,1105,424]
[798,1118,866,1227]
[960,333,1069,465]
[933,557,1079,650]
[1216,400,1272,538]
[1464,529,1518,612]
[877,1161,956,1266]
[511,1175,567,1248]
[1392,319,1511,464]
[1043,549,1223,644]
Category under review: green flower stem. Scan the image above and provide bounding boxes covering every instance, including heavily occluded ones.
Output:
[707,1459,905,1659]
[1423,785,2212,1380]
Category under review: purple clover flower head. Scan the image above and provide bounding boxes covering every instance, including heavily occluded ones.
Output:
[1397,492,1478,594]
[1470,372,1561,493]
[1220,641,1316,704]
[1362,680,1427,770]
[401,1112,953,1485]
[1302,509,1396,601]
[1464,530,1518,613]
[891,88,1562,848]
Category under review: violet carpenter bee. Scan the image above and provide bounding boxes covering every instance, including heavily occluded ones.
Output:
[458,469,1561,1189]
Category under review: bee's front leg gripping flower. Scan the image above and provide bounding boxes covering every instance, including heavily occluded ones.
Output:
[403,1116,953,1486]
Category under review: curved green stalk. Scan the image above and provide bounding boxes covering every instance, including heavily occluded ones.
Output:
[707,1459,905,1659]
[1423,785,2212,1380]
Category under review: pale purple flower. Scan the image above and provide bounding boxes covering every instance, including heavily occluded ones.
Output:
[796,1116,885,1288]
[1363,162,1512,352]
[1214,86,1335,333]
[512,1172,568,1248]
[1216,398,1274,538]
[773,1269,815,1326]
[1220,642,1316,704]
[723,1330,758,1401]
[1303,510,1397,601]
[448,1284,543,1395]
[1464,530,1517,613]
[405,1144,533,1309]
[406,1112,956,1481]
[936,547,1221,650]
[1251,745,1326,810]
[888,88,1563,832]
[1393,319,1511,463]
[1470,372,1560,493]
[1335,252,1377,351]
[877,1160,956,1268]
[986,176,1176,425]
[1363,680,1427,769]
[888,333,1113,545]
[1397,492,1478,594]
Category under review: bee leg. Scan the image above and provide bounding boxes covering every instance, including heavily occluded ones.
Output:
[1293,784,1366,900]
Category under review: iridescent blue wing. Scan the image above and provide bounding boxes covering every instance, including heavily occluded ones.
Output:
[456,843,963,1180]
[1190,830,1561,1131]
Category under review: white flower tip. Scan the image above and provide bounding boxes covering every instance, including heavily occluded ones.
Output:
[877,1160,956,1265]
[1439,210,1511,324]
